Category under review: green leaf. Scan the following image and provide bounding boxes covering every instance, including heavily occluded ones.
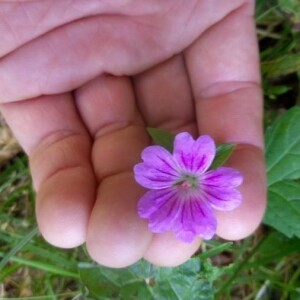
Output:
[79,263,117,299]
[209,144,236,170]
[79,259,216,300]
[245,231,300,268]
[263,107,300,239]
[120,282,154,300]
[263,82,291,100]
[147,127,174,152]
[78,262,151,299]
[263,180,300,239]
[261,54,300,78]
[265,107,300,186]
[152,258,214,300]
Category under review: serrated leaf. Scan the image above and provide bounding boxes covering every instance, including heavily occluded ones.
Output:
[265,107,300,186]
[120,282,153,300]
[263,180,300,239]
[147,127,174,152]
[78,262,149,299]
[78,264,117,299]
[210,144,236,170]
[153,258,214,300]
[79,259,216,300]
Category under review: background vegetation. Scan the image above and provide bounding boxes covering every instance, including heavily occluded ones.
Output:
[0,0,300,299]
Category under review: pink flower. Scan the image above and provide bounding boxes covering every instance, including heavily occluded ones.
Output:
[134,132,243,243]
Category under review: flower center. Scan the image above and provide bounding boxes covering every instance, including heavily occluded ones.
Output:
[175,175,198,189]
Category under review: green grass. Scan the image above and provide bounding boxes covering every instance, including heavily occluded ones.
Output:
[1,1,300,299]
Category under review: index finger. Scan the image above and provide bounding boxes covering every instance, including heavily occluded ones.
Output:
[184,1,266,239]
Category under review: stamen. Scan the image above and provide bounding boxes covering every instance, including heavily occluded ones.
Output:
[176,175,197,189]
[180,180,193,189]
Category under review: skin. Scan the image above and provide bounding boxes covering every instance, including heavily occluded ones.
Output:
[0,0,266,268]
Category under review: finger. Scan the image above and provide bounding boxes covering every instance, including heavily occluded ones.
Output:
[134,55,196,134]
[215,145,266,239]
[133,55,201,266]
[0,0,141,57]
[143,232,201,267]
[0,94,96,247]
[0,1,245,103]
[185,2,266,240]
[75,75,152,268]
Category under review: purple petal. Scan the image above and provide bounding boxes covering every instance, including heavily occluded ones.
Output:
[202,167,243,188]
[138,188,177,218]
[173,197,217,242]
[173,133,216,174]
[202,185,243,211]
[138,188,182,233]
[134,145,180,189]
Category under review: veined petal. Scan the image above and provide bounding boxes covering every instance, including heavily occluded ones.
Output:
[134,145,180,189]
[173,197,216,242]
[141,188,183,233]
[138,188,177,218]
[202,167,243,188]
[173,133,216,174]
[202,185,242,211]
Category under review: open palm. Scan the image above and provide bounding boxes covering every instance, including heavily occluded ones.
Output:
[0,0,266,267]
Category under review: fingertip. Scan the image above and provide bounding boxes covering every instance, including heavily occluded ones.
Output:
[215,145,266,240]
[143,231,201,267]
[86,239,147,269]
[36,168,96,248]
[86,173,152,268]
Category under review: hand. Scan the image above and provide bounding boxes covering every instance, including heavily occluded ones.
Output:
[0,0,266,267]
